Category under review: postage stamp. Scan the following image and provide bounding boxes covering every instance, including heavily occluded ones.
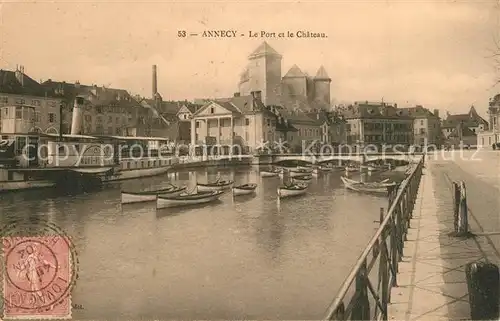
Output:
[1,221,78,320]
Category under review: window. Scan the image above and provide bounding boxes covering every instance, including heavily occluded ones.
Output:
[48,113,55,123]
[420,120,424,126]
[15,98,25,105]
[107,127,113,134]
[115,128,121,135]
[15,107,22,119]
[31,100,41,106]
[116,117,120,124]
[108,116,113,123]
[196,121,200,128]
[0,97,8,104]
[210,107,215,114]
[96,107,102,114]
[47,101,56,107]
[34,112,40,122]
[245,119,250,126]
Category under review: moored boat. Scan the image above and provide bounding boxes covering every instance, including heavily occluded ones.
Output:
[288,168,312,177]
[156,190,225,208]
[291,175,312,184]
[341,176,396,187]
[311,167,320,176]
[260,168,280,177]
[121,185,186,204]
[294,166,313,173]
[277,183,308,198]
[340,176,395,195]
[232,183,258,196]
[197,180,234,192]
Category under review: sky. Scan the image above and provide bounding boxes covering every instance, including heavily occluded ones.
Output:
[1,0,499,118]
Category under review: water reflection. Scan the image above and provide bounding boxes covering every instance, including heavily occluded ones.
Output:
[1,165,389,319]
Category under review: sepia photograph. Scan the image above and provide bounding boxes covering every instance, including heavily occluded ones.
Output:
[0,0,500,320]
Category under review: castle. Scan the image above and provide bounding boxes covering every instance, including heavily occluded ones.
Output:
[237,42,332,111]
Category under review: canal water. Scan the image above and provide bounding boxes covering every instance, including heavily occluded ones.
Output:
[1,165,392,320]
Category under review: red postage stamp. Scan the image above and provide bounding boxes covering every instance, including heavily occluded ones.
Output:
[2,236,74,319]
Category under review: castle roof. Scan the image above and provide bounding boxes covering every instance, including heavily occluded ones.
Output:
[314,66,330,80]
[283,64,306,78]
[248,41,282,59]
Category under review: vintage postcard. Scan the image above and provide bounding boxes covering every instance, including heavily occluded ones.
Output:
[1,1,499,320]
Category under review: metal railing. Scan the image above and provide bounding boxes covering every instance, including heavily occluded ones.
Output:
[323,154,425,320]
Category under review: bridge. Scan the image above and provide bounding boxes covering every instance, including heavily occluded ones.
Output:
[255,153,424,165]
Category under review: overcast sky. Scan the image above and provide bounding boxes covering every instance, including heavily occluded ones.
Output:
[1,0,499,117]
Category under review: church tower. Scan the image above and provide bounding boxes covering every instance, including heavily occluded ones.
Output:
[313,66,331,109]
[240,42,282,106]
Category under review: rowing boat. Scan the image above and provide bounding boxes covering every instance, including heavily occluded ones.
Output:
[232,183,258,196]
[196,180,234,192]
[121,185,186,204]
[291,175,312,184]
[341,176,396,187]
[277,183,308,198]
[340,176,393,195]
[156,190,225,208]
[260,168,281,177]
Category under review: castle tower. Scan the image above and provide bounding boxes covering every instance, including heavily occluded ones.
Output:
[282,64,307,98]
[241,42,282,106]
[313,66,331,109]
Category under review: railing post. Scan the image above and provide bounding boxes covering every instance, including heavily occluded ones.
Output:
[379,224,389,321]
[331,302,345,320]
[351,259,370,320]
[450,181,472,238]
[390,214,398,287]
[458,181,469,235]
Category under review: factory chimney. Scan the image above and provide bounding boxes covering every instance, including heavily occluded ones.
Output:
[152,65,158,98]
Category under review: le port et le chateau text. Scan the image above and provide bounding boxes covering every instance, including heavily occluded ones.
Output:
[177,29,327,38]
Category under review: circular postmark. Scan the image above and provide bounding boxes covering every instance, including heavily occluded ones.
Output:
[0,218,79,316]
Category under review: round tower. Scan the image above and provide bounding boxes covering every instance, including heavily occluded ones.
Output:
[313,66,331,109]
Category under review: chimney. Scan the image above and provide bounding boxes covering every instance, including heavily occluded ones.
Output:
[233,92,240,97]
[71,96,85,135]
[254,90,262,102]
[15,65,24,86]
[75,81,80,89]
[394,103,398,108]
[152,65,158,98]
[433,109,439,118]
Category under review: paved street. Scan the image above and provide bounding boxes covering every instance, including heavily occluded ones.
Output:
[388,153,500,320]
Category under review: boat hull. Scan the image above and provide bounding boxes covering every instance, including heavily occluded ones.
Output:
[121,187,186,204]
[121,193,157,204]
[277,184,308,198]
[156,192,224,208]
[260,171,278,177]
[292,177,312,184]
[196,181,233,192]
[0,180,55,192]
[341,176,390,194]
[232,188,256,196]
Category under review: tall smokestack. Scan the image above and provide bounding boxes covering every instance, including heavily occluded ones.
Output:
[152,65,158,98]
[71,96,84,135]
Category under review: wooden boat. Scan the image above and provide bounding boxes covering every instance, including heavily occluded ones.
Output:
[341,176,394,195]
[196,180,234,192]
[294,167,313,173]
[260,168,280,177]
[121,185,186,204]
[277,183,308,198]
[232,183,258,196]
[292,175,312,184]
[312,167,320,177]
[157,190,225,208]
[341,176,396,187]
[288,168,313,177]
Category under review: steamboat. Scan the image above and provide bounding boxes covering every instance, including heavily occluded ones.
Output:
[0,96,178,192]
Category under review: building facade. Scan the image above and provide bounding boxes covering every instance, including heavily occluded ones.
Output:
[0,67,64,134]
[400,105,442,146]
[477,94,500,147]
[340,102,414,147]
[441,106,488,138]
